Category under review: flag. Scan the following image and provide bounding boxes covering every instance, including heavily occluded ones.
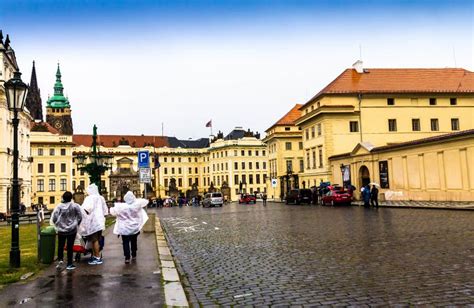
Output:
[205,120,212,127]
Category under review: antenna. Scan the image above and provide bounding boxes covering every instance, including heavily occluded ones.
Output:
[161,122,164,136]
[452,45,457,67]
[359,44,362,61]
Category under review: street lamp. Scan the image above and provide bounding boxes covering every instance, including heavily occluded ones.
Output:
[75,125,113,195]
[5,71,29,268]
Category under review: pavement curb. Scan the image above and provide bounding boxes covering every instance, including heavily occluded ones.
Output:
[155,218,189,307]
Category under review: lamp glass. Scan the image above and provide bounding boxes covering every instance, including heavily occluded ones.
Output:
[5,72,28,111]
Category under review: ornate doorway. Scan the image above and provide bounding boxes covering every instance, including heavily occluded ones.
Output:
[359,165,371,188]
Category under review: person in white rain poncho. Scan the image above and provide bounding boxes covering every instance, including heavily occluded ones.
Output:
[81,184,108,265]
[110,191,148,264]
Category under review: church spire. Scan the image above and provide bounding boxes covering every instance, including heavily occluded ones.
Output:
[25,60,43,120]
[47,63,70,108]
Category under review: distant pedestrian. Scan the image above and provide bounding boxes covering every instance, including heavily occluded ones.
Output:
[371,185,379,207]
[51,191,82,271]
[81,184,108,265]
[362,185,371,207]
[110,191,148,264]
[262,193,267,206]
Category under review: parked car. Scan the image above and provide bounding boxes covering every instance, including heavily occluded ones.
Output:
[285,189,312,204]
[238,194,257,204]
[321,187,352,206]
[202,192,224,208]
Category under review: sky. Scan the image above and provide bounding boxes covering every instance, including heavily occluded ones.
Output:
[1,0,473,139]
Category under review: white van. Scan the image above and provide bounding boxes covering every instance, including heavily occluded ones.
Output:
[202,192,224,208]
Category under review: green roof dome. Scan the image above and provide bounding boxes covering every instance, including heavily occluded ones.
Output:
[46,64,70,108]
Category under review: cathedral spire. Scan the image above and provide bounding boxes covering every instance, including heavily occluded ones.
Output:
[25,60,43,120]
[47,63,70,108]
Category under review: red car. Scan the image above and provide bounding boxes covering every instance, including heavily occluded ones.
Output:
[238,194,257,204]
[321,188,352,206]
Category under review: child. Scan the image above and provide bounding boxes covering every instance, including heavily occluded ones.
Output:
[110,191,148,264]
[51,191,82,270]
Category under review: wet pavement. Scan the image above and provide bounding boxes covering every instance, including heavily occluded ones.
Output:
[158,202,474,306]
[0,227,164,307]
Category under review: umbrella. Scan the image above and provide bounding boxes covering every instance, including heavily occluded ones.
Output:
[369,182,380,187]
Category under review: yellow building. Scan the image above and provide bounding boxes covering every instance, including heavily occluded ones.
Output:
[295,61,474,188]
[0,32,33,214]
[264,104,304,200]
[30,122,74,207]
[329,129,474,201]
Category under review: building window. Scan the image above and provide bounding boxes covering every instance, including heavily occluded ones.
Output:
[188,157,192,162]
[318,147,323,168]
[80,169,84,176]
[262,150,265,156]
[285,142,292,150]
[164,168,168,174]
[429,98,437,105]
[285,127,290,131]
[299,159,304,172]
[306,151,310,170]
[286,160,293,172]
[234,174,239,185]
[241,150,245,156]
[60,148,66,156]
[189,178,193,186]
[412,119,421,131]
[349,121,359,132]
[72,169,75,176]
[312,149,316,169]
[178,178,182,187]
[72,180,76,190]
[61,163,66,173]
[38,163,44,173]
[50,196,55,205]
[249,162,253,169]
[256,174,260,184]
[450,98,457,105]
[387,98,394,105]
[195,167,198,173]
[49,163,55,173]
[49,148,55,156]
[38,148,43,156]
[242,174,247,184]
[171,167,175,174]
[311,126,315,138]
[388,119,397,132]
[60,179,67,191]
[317,123,322,136]
[249,175,253,184]
[49,179,56,191]
[299,142,303,150]
[256,162,260,169]
[451,118,460,131]
[80,180,85,188]
[164,179,169,187]
[431,118,439,131]
[242,162,245,169]
[188,167,192,174]
[164,157,167,162]
[262,162,266,169]
[195,178,199,186]
[37,179,44,192]
[234,150,238,156]
[255,150,259,156]
[248,150,252,156]
[305,129,309,140]
[233,162,238,170]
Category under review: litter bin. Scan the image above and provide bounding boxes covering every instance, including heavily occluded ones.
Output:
[40,226,56,264]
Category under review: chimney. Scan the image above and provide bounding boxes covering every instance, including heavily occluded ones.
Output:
[352,60,364,73]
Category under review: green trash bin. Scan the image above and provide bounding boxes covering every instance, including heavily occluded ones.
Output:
[40,226,56,264]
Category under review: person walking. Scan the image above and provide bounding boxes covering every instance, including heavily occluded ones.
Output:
[370,185,379,207]
[51,191,82,271]
[262,193,267,206]
[362,185,371,207]
[110,191,148,264]
[81,184,108,265]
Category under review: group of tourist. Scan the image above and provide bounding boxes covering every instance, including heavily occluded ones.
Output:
[361,184,379,207]
[50,183,148,271]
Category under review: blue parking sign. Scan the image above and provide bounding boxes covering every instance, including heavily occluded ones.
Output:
[138,151,150,168]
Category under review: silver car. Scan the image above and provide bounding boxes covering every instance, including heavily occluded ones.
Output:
[202,192,224,208]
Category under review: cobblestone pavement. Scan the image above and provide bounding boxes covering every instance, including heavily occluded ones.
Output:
[352,200,474,210]
[158,203,474,306]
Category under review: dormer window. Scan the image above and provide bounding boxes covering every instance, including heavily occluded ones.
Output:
[429,98,437,105]
[387,98,394,105]
[285,127,290,131]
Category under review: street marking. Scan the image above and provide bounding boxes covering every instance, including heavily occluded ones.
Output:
[214,227,219,230]
[202,221,207,224]
[176,225,202,232]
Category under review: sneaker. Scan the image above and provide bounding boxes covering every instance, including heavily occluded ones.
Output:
[56,260,64,269]
[131,256,136,261]
[88,257,103,265]
[66,264,76,271]
[125,259,130,264]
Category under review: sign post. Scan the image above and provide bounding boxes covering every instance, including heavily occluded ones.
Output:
[138,151,150,199]
[271,179,277,201]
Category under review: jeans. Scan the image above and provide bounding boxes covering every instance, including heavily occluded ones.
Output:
[371,197,379,207]
[58,232,76,266]
[122,233,139,260]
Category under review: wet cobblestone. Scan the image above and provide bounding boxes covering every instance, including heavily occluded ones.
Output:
[158,203,474,306]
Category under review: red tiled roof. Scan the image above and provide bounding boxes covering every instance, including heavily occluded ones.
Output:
[266,104,302,132]
[73,135,170,148]
[302,68,474,109]
[30,121,60,134]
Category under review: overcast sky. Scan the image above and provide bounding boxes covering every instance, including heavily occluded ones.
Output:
[1,0,473,139]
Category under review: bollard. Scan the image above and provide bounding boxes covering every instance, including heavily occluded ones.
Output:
[143,212,155,233]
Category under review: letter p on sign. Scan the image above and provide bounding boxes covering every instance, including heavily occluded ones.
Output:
[138,151,150,168]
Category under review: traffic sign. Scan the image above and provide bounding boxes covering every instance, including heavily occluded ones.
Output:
[139,168,152,183]
[138,151,150,168]
[271,178,278,188]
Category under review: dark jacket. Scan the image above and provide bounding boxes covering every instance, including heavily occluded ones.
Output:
[371,187,379,199]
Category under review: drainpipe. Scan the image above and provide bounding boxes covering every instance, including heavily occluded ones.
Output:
[358,93,363,142]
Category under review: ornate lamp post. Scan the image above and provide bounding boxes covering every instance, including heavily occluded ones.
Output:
[5,71,29,268]
[75,125,113,196]
[340,163,346,191]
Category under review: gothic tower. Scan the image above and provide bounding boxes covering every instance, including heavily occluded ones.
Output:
[25,61,43,120]
[45,64,73,135]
